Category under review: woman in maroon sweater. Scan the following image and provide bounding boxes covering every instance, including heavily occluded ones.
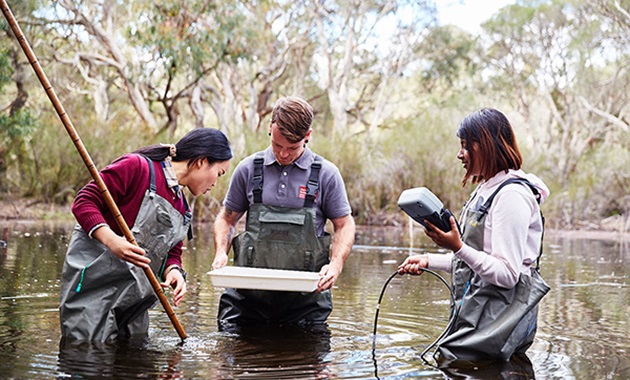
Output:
[60,128,232,343]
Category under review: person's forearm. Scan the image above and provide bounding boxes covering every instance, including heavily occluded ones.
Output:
[426,252,454,272]
[329,215,356,268]
[92,225,119,249]
[212,208,243,269]
[213,217,234,256]
[91,224,150,267]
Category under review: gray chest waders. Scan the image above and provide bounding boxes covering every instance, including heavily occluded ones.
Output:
[436,178,550,362]
[218,154,332,325]
[59,156,191,342]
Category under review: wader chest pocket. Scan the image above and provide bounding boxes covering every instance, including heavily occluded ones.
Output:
[258,211,306,225]
[258,211,306,242]
[155,206,173,227]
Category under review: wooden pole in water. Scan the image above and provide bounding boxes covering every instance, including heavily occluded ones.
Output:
[0,0,187,341]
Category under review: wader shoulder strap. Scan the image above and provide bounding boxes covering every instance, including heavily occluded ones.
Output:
[250,153,322,208]
[182,194,193,240]
[138,154,157,196]
[478,177,545,269]
[252,153,265,204]
[478,178,540,216]
[139,154,194,240]
[304,155,322,208]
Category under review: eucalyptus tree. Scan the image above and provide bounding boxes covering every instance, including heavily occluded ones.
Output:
[129,0,256,135]
[478,0,629,227]
[41,0,249,134]
[38,0,158,129]
[308,0,437,137]
[480,0,629,183]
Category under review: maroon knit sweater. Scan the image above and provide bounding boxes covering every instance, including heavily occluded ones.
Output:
[71,153,187,269]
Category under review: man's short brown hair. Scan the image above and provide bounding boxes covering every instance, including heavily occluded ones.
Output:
[271,96,313,143]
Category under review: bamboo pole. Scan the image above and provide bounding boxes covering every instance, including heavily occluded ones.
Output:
[0,0,187,341]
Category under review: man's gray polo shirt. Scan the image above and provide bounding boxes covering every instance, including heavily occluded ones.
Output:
[223,147,352,235]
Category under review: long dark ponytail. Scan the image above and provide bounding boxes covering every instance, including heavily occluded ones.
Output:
[134,128,232,167]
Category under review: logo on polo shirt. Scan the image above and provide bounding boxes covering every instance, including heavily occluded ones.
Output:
[298,186,318,199]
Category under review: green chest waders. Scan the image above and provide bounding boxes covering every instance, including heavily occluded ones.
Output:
[217,155,332,326]
[59,156,191,342]
[436,178,550,362]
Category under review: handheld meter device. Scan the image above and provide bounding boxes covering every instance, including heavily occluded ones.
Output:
[397,187,454,232]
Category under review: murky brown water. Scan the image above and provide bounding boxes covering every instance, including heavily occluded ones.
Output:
[0,221,628,379]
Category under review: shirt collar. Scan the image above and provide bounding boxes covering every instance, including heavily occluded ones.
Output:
[483,170,510,188]
[161,157,181,198]
[263,146,314,170]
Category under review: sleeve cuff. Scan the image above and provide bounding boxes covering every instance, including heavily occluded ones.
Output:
[427,252,453,272]
[164,265,186,281]
[87,223,108,238]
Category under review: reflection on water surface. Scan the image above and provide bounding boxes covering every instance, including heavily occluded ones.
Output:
[0,221,628,379]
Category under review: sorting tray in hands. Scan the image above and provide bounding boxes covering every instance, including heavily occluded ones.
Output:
[208,266,320,292]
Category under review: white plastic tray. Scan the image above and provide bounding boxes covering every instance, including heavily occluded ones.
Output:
[207,266,320,292]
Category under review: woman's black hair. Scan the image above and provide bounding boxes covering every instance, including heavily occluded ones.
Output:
[134,128,232,167]
[456,108,522,185]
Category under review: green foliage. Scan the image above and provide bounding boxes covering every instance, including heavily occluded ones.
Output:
[129,0,253,76]
[0,109,37,139]
[312,108,469,225]
[0,49,12,91]
[417,25,477,92]
[0,109,38,193]
[1,102,158,203]
[551,138,630,226]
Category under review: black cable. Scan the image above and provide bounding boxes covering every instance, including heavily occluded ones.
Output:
[371,271,400,379]
[372,271,400,352]
[372,267,457,370]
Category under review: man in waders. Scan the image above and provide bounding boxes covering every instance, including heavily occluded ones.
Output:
[212,96,355,327]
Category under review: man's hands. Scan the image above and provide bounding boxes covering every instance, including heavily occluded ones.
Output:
[211,251,229,270]
[317,261,343,292]
[315,214,355,292]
